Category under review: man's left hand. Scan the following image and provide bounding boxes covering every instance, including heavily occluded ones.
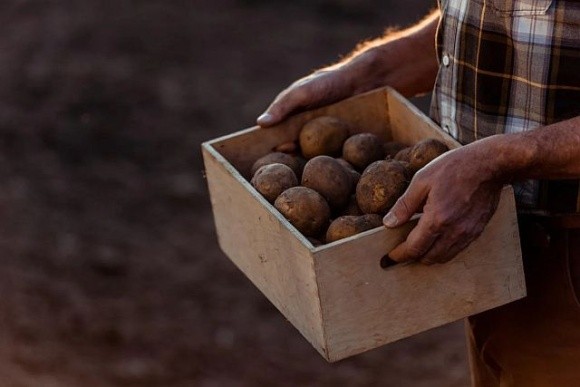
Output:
[383,145,503,264]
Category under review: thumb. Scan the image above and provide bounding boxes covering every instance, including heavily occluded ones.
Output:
[257,102,284,128]
[383,184,426,228]
[257,85,310,128]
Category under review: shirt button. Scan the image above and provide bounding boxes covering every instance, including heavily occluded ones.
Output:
[442,54,450,67]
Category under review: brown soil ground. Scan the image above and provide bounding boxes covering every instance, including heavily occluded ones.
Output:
[0,1,469,386]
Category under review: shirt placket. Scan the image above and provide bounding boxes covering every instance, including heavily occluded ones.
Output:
[438,0,469,142]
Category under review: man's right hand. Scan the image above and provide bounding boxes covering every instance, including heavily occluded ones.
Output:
[256,10,441,128]
[257,67,354,128]
[256,66,358,128]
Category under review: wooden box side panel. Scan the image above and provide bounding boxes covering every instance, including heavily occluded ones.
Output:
[202,144,328,357]
[208,88,392,177]
[314,187,525,362]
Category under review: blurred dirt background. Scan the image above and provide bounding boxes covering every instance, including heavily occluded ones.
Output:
[0,1,469,386]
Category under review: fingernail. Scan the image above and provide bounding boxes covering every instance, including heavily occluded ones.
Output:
[257,113,273,125]
[383,212,398,227]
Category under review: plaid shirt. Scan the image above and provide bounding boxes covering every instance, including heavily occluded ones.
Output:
[430,0,580,207]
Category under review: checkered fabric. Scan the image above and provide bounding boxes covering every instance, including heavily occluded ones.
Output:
[430,0,580,206]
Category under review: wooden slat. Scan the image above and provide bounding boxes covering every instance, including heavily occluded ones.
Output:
[313,186,525,362]
[201,143,327,357]
[202,85,526,363]
[207,88,392,178]
[387,88,461,149]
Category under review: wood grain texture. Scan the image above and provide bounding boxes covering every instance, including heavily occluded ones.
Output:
[387,89,461,149]
[313,187,525,362]
[210,88,391,178]
[202,143,327,357]
[203,86,526,362]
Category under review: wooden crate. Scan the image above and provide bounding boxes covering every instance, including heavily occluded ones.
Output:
[201,86,526,362]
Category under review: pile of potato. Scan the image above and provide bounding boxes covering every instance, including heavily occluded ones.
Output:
[249,116,449,245]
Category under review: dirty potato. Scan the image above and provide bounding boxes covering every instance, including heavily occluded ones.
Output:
[251,152,302,178]
[335,158,361,192]
[299,116,350,159]
[383,141,408,159]
[325,214,383,243]
[356,160,409,215]
[341,195,363,216]
[274,141,298,154]
[307,237,323,247]
[251,163,298,203]
[409,138,449,172]
[393,146,412,163]
[274,186,330,237]
[301,156,352,211]
[342,133,384,170]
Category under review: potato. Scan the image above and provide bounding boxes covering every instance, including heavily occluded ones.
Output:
[251,163,298,203]
[384,141,408,159]
[307,237,323,247]
[356,160,409,215]
[251,152,302,178]
[335,157,356,172]
[301,156,351,211]
[394,147,412,163]
[299,116,350,159]
[274,141,298,154]
[326,214,383,243]
[341,195,363,216]
[342,133,384,170]
[409,138,449,172]
[274,186,330,237]
[335,158,361,192]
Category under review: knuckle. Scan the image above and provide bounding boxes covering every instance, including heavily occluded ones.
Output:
[413,169,426,182]
[452,221,484,242]
[286,87,310,107]
[451,223,470,239]
[406,244,428,259]
[412,170,431,187]
[430,207,460,230]
[396,195,412,216]
[430,213,451,231]
[437,254,455,264]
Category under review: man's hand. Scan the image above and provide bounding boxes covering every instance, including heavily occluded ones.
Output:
[257,67,355,128]
[256,11,441,128]
[383,115,580,264]
[383,145,503,264]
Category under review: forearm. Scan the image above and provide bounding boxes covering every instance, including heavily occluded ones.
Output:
[326,10,441,97]
[468,116,580,183]
[258,10,441,127]
[384,116,580,263]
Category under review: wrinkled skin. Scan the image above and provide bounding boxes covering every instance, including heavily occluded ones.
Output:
[383,145,502,264]
[256,8,580,265]
[256,13,440,128]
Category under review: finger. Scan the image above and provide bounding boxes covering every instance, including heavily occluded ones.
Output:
[420,211,491,264]
[257,85,311,128]
[420,237,472,265]
[387,216,440,263]
[383,181,428,228]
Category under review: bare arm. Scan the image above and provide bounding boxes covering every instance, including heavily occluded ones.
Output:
[384,118,580,264]
[494,117,580,180]
[257,10,441,127]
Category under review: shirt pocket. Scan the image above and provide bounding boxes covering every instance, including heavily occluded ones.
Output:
[489,0,553,16]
